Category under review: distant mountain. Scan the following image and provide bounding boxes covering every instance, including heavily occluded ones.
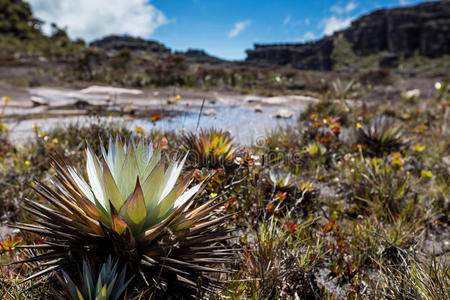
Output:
[245,1,450,70]
[90,35,170,54]
[90,35,228,65]
[180,49,227,65]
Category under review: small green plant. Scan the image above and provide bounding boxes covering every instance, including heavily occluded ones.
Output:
[402,89,421,103]
[61,257,132,300]
[331,78,357,100]
[356,116,408,155]
[182,129,238,171]
[434,81,449,102]
[242,220,286,298]
[267,169,294,191]
[378,256,450,300]
[345,158,414,218]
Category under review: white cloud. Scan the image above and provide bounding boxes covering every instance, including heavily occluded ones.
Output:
[345,1,358,12]
[290,31,316,43]
[322,16,354,35]
[283,16,291,25]
[228,20,251,38]
[330,1,358,14]
[330,5,344,15]
[301,31,316,42]
[399,0,409,6]
[305,18,310,25]
[28,0,169,41]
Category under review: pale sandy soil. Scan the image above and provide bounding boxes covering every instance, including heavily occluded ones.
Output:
[0,82,317,144]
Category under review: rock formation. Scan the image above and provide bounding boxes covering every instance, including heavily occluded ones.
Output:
[245,1,450,70]
[90,35,171,54]
[245,37,334,70]
[343,0,450,57]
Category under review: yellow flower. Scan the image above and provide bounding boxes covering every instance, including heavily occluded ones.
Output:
[3,96,10,102]
[176,95,181,99]
[210,193,218,198]
[414,144,426,153]
[356,122,362,128]
[391,152,404,169]
[52,138,58,144]
[392,152,402,159]
[371,158,382,167]
[25,161,30,166]
[420,170,432,179]
[136,126,145,134]
[32,123,40,133]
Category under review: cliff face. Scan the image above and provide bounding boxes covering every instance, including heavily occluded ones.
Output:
[90,35,171,54]
[90,37,228,65]
[182,49,227,65]
[344,0,450,57]
[245,37,334,71]
[245,1,450,70]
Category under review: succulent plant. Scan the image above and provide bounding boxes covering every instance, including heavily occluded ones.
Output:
[267,169,294,191]
[263,170,317,215]
[356,116,408,155]
[182,129,237,171]
[305,142,327,157]
[61,257,132,300]
[14,137,237,298]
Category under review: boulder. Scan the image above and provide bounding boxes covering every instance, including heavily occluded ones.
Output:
[203,109,217,116]
[272,109,293,119]
[379,53,399,69]
[254,105,263,113]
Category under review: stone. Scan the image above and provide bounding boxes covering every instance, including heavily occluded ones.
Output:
[404,89,421,100]
[30,96,49,106]
[74,99,89,109]
[379,53,399,69]
[122,103,136,115]
[167,97,176,105]
[80,85,143,95]
[203,109,217,116]
[254,105,263,113]
[273,109,293,119]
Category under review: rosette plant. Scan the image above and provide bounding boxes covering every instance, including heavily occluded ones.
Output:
[61,257,132,300]
[356,116,408,155]
[267,169,294,191]
[182,129,238,172]
[14,137,237,298]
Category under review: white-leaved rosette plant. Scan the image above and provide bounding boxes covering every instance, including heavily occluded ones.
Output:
[14,136,237,298]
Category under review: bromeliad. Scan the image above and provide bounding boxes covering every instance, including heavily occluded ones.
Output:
[13,136,237,298]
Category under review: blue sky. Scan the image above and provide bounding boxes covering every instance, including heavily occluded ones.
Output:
[29,0,432,60]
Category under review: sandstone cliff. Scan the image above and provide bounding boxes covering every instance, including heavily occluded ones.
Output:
[245,1,450,70]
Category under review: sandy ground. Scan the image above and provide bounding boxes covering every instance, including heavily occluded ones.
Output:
[0,77,441,143]
[0,82,317,144]
[0,82,316,109]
